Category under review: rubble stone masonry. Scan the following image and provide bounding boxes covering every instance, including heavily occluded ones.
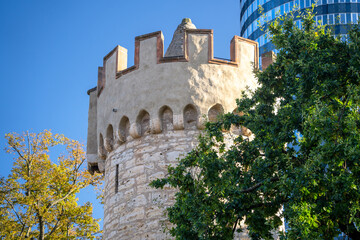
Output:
[104,130,199,240]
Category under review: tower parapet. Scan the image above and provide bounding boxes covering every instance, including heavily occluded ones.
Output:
[87,19,258,239]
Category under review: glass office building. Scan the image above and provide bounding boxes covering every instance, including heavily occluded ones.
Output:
[240,0,360,56]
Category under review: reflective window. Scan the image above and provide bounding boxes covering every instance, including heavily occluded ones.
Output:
[316,15,322,25]
[323,15,328,24]
[285,2,290,12]
[340,13,346,24]
[352,13,358,22]
[346,13,351,23]
[275,6,280,16]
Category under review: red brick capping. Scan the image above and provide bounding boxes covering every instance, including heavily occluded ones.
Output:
[97,30,259,97]
[87,86,97,95]
[261,51,276,71]
[97,67,104,97]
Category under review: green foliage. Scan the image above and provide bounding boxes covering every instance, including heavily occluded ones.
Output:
[0,130,103,240]
[151,13,360,240]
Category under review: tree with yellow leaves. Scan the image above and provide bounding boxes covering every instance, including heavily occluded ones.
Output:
[0,130,103,240]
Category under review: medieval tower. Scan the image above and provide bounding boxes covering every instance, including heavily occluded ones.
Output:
[86,18,259,239]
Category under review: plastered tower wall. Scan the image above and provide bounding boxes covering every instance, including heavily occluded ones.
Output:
[87,19,259,240]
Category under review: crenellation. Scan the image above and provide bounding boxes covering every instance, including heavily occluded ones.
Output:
[187,31,210,63]
[104,49,118,86]
[138,35,159,68]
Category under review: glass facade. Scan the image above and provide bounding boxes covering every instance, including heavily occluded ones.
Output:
[240,0,360,56]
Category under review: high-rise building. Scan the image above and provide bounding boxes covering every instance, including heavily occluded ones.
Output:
[240,0,360,56]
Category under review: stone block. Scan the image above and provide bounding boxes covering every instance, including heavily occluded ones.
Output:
[122,165,145,178]
[118,178,135,191]
[166,151,183,162]
[126,207,145,222]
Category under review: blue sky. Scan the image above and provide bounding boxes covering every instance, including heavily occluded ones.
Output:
[0,0,241,228]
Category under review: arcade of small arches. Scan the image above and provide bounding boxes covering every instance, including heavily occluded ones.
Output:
[97,103,250,160]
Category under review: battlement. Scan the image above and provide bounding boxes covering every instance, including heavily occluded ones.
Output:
[97,29,258,96]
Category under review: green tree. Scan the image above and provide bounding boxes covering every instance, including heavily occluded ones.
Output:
[0,130,103,240]
[151,12,360,240]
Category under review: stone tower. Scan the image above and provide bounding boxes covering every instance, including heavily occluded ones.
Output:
[86,19,258,240]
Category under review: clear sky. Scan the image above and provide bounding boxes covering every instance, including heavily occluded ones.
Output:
[0,0,241,228]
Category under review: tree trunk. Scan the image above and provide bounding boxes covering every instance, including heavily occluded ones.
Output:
[38,215,44,240]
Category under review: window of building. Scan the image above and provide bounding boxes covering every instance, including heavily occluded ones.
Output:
[260,35,264,46]
[316,15,322,25]
[275,6,280,17]
[335,13,340,24]
[322,14,328,24]
[340,13,346,24]
[346,13,351,23]
[285,2,290,12]
[352,13,358,23]
[297,19,303,29]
